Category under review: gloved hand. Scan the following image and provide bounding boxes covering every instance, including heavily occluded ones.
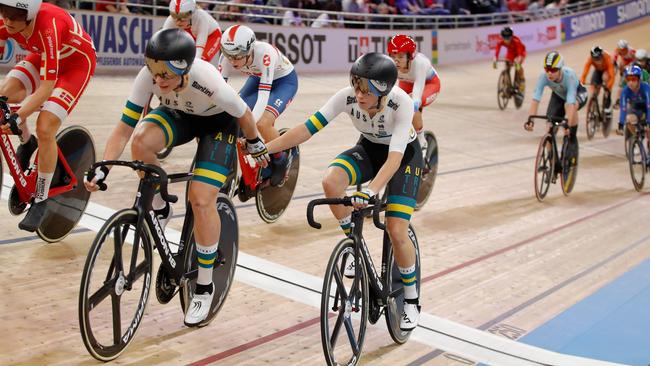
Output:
[0,113,23,135]
[524,117,534,131]
[351,188,375,209]
[246,136,270,167]
[85,164,109,192]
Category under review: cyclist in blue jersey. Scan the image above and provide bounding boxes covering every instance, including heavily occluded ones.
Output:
[619,65,650,138]
[524,51,587,158]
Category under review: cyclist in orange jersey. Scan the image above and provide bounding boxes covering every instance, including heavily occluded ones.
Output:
[581,46,615,116]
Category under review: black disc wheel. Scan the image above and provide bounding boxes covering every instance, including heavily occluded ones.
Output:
[628,138,647,192]
[79,209,153,361]
[320,239,368,366]
[497,71,510,110]
[384,225,421,344]
[37,125,95,242]
[534,135,554,202]
[255,128,300,223]
[179,194,238,326]
[560,137,579,195]
[415,131,438,210]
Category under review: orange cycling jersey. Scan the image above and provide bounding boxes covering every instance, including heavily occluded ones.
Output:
[580,51,615,90]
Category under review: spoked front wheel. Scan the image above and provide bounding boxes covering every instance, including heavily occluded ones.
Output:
[320,239,369,366]
[560,137,579,195]
[534,134,554,202]
[255,128,300,223]
[385,225,421,344]
[497,71,510,110]
[38,125,96,242]
[415,131,438,210]
[79,209,153,361]
[179,194,239,326]
[628,138,647,191]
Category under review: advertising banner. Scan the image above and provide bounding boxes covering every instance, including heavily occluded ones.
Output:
[561,0,650,41]
[0,12,431,73]
[436,18,561,65]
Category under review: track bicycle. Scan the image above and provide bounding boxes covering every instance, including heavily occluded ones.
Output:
[78,160,238,361]
[307,197,421,366]
[496,60,524,110]
[0,98,95,242]
[626,117,649,191]
[529,115,579,201]
[585,85,612,140]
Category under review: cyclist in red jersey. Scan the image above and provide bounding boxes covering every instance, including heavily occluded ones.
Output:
[613,39,636,110]
[0,0,96,232]
[493,27,527,93]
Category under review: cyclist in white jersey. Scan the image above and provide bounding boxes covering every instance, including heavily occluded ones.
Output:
[84,29,269,326]
[163,0,222,62]
[218,25,298,186]
[387,34,441,148]
[266,53,423,330]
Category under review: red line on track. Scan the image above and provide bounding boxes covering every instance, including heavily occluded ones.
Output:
[187,194,644,365]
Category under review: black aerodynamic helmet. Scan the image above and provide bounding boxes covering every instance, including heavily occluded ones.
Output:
[145,28,196,77]
[349,52,398,97]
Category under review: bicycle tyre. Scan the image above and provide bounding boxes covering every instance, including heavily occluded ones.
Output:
[513,72,524,109]
[320,238,368,366]
[497,71,509,110]
[78,209,153,361]
[179,194,238,326]
[534,134,554,202]
[585,99,597,140]
[385,224,421,344]
[415,131,438,210]
[624,127,632,159]
[628,138,646,191]
[602,101,612,138]
[38,125,96,242]
[255,128,300,223]
[560,136,579,195]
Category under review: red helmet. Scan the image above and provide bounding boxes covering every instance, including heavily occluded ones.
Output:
[388,35,417,57]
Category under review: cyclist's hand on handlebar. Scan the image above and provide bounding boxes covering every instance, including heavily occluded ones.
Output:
[524,118,534,131]
[85,165,109,192]
[351,188,375,210]
[0,113,23,135]
[245,137,270,168]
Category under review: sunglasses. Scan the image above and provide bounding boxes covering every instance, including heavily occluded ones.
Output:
[170,12,191,21]
[544,67,560,73]
[626,76,640,82]
[223,52,247,61]
[350,75,371,95]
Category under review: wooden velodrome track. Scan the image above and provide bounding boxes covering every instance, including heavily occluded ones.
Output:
[1,18,649,366]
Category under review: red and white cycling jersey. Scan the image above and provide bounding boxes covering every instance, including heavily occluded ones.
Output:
[397,52,440,108]
[0,3,96,121]
[163,8,222,61]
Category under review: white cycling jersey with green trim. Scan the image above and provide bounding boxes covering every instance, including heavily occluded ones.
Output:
[305,86,417,154]
[124,59,248,123]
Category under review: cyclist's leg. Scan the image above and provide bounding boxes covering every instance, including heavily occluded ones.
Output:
[134,107,194,226]
[185,113,237,326]
[4,55,41,148]
[323,141,373,236]
[515,55,525,92]
[260,70,298,142]
[19,52,96,231]
[385,139,423,329]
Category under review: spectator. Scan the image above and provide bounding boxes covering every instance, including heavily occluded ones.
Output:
[507,0,528,11]
[311,1,342,27]
[44,0,72,9]
[526,0,546,17]
[95,0,131,13]
[342,0,369,28]
[283,0,304,26]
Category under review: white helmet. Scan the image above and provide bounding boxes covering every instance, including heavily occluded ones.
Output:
[221,25,256,57]
[636,49,648,61]
[617,39,629,49]
[169,0,196,15]
[0,0,42,21]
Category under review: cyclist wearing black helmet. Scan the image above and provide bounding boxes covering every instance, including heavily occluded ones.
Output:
[580,46,615,117]
[493,26,527,93]
[85,28,269,327]
[266,53,424,330]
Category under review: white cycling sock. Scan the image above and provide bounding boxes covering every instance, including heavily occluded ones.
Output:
[35,171,53,203]
[196,241,219,286]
